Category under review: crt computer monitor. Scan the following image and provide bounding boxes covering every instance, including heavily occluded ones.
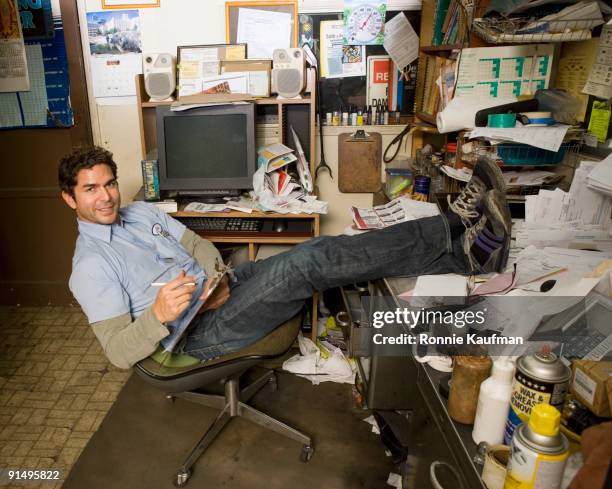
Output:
[156,103,256,198]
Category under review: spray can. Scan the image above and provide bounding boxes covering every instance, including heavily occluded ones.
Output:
[504,404,569,489]
[503,350,570,445]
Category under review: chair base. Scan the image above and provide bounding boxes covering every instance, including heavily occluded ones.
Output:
[166,369,313,487]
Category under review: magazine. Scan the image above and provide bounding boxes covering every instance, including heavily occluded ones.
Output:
[351,196,440,230]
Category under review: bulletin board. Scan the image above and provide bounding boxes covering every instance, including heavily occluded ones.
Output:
[225,1,298,50]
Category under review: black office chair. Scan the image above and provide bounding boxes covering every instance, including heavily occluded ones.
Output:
[135,315,314,487]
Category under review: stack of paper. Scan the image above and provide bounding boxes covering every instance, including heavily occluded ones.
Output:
[587,153,612,196]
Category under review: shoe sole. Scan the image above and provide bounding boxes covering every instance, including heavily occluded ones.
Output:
[484,190,512,272]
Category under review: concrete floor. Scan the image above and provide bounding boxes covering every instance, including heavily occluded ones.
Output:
[62,370,395,489]
[0,306,395,488]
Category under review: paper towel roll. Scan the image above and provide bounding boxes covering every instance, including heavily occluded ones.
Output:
[436,97,517,133]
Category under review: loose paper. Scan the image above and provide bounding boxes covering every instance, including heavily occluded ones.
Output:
[583,19,612,99]
[236,8,291,59]
[383,12,419,70]
[320,20,366,78]
[466,124,571,152]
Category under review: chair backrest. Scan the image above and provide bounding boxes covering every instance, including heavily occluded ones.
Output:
[135,315,302,393]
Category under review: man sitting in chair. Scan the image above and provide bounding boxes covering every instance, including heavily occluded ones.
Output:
[59,146,511,369]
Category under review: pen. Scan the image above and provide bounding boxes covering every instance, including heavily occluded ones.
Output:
[151,282,196,287]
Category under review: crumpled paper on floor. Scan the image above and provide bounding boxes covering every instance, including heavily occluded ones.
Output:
[282,333,355,385]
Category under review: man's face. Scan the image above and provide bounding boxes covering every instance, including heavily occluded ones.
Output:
[62,164,121,225]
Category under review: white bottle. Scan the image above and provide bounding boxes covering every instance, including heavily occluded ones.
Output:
[472,358,515,446]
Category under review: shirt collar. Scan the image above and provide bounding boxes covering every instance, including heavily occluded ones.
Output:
[77,211,125,243]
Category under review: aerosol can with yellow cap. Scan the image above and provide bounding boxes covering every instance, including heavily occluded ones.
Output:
[504,403,569,489]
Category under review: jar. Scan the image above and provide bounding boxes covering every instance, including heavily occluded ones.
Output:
[448,355,492,424]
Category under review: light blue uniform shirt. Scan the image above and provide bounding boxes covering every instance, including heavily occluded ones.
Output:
[69,202,207,351]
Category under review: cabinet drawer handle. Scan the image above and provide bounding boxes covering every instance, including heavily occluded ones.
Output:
[335,311,350,328]
[430,461,463,489]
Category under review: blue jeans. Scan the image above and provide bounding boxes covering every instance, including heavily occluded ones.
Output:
[180,215,471,360]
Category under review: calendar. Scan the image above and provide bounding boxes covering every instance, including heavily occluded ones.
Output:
[86,10,142,98]
[90,53,142,97]
[455,44,554,99]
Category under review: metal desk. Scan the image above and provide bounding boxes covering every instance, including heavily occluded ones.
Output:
[379,276,487,489]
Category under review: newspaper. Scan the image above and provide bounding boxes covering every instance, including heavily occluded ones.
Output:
[351,196,440,230]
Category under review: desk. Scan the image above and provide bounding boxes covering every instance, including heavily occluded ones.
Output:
[382,276,486,489]
[339,276,487,488]
[172,209,320,342]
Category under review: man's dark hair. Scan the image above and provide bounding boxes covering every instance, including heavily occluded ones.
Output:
[58,146,118,197]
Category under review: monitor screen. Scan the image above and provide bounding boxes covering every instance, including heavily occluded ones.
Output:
[156,103,256,194]
[164,114,248,179]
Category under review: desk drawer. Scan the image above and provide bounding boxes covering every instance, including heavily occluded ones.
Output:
[338,284,371,358]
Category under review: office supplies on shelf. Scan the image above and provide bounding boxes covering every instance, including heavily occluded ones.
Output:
[437,96,518,133]
[474,99,539,127]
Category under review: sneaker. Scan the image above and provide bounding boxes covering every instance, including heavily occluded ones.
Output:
[463,189,511,273]
[448,156,506,226]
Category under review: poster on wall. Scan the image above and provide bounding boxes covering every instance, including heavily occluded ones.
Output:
[86,9,142,97]
[0,13,74,129]
[19,0,54,40]
[0,0,30,92]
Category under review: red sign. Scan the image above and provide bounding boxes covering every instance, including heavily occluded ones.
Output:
[372,60,389,84]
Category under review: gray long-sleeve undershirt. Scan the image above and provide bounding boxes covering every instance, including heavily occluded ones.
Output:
[90,228,222,369]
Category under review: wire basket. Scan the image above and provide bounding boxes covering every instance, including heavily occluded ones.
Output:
[472,17,599,43]
[470,0,604,44]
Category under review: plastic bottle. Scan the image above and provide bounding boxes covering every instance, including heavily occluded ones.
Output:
[448,355,492,424]
[472,358,515,445]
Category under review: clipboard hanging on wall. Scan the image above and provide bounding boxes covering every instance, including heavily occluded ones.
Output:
[225,1,298,59]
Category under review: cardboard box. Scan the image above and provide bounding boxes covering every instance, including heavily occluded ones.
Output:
[571,360,612,417]
[221,59,271,97]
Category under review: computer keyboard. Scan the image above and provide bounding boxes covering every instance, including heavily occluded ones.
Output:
[177,217,264,232]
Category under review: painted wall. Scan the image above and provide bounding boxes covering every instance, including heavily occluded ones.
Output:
[76,0,416,234]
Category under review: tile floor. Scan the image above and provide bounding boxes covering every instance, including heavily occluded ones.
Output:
[0,306,130,489]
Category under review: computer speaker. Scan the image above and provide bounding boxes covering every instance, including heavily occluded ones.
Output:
[272,48,305,99]
[143,53,175,101]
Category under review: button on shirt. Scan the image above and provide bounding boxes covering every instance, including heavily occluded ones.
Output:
[69,202,207,351]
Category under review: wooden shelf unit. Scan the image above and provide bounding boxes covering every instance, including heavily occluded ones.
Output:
[135,69,318,179]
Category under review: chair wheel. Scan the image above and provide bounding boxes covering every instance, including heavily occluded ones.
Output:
[300,445,314,463]
[166,394,175,403]
[268,374,278,392]
[174,469,191,487]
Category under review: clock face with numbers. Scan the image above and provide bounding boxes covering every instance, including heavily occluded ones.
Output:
[347,4,383,44]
